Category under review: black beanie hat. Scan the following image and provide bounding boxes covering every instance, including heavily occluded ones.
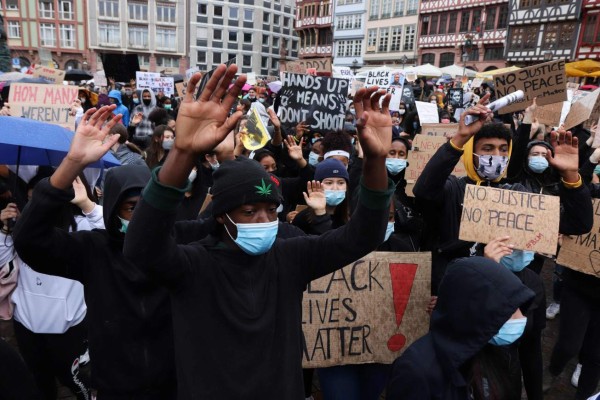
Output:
[211,157,282,216]
[526,140,554,156]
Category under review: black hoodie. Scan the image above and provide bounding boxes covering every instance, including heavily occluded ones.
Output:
[387,257,535,400]
[13,165,177,399]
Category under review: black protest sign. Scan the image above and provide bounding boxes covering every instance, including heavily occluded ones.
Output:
[193,57,236,100]
[278,73,349,131]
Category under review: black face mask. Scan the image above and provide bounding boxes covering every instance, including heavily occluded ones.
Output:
[142,98,151,106]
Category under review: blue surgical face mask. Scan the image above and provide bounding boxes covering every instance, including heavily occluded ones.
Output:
[308,152,320,166]
[489,317,527,346]
[528,156,548,174]
[224,214,279,255]
[324,190,346,206]
[118,216,129,233]
[595,165,600,176]
[500,249,535,272]
[386,158,407,175]
[311,137,320,144]
[133,98,140,104]
[384,221,395,242]
[164,104,172,110]
[412,122,418,130]
[475,154,509,181]
[162,139,174,150]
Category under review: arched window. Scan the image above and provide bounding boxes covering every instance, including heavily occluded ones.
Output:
[421,53,435,65]
[64,59,79,70]
[439,52,455,67]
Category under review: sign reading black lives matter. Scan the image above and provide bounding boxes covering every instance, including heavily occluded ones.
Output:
[302,252,431,368]
[459,185,560,255]
[278,73,349,131]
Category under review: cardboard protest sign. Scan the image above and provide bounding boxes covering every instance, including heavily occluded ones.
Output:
[387,70,405,111]
[175,82,187,97]
[557,198,600,278]
[563,88,600,130]
[152,77,175,97]
[405,134,465,196]
[285,58,332,74]
[302,252,431,368]
[494,60,567,114]
[415,101,439,124]
[9,83,79,130]
[350,79,365,97]
[93,70,107,87]
[136,71,160,90]
[459,185,560,255]
[470,78,483,88]
[333,66,354,82]
[534,102,563,127]
[278,73,349,131]
[420,123,459,138]
[241,108,271,150]
[364,68,390,88]
[566,82,580,91]
[32,65,65,84]
[185,67,200,82]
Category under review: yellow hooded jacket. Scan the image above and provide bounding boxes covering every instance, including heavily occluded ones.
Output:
[461,137,512,185]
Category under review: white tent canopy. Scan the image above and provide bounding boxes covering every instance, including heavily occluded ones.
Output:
[440,64,477,78]
[411,63,443,77]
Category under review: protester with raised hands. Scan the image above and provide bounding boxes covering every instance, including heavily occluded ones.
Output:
[12,105,178,398]
[413,94,593,295]
[123,64,395,399]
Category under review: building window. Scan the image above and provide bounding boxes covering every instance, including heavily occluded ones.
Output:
[128,25,148,48]
[244,32,252,43]
[229,30,237,42]
[263,11,270,23]
[485,7,497,31]
[261,57,268,69]
[403,24,415,51]
[367,28,377,52]
[498,4,508,29]
[406,0,418,15]
[390,26,402,52]
[422,53,435,65]
[138,55,150,66]
[129,3,148,21]
[229,7,239,19]
[214,29,222,41]
[484,46,505,60]
[6,0,18,10]
[378,27,389,52]
[421,16,429,36]
[440,52,455,67]
[511,26,538,49]
[39,0,54,18]
[60,0,73,19]
[381,0,392,18]
[582,14,599,44]
[430,14,438,35]
[244,9,254,21]
[243,55,252,67]
[157,5,176,23]
[213,53,221,64]
[262,34,269,45]
[273,14,280,25]
[439,14,447,34]
[273,37,280,48]
[156,28,176,50]
[99,23,120,44]
[459,11,470,32]
[471,9,481,31]
[284,16,290,27]
[59,24,75,48]
[198,3,207,15]
[369,0,380,19]
[214,5,223,17]
[543,22,576,49]
[271,58,278,69]
[448,12,457,34]
[335,39,362,57]
[7,21,20,38]
[40,23,56,47]
[198,51,206,63]
[393,0,404,17]
[157,57,179,67]
[467,47,479,62]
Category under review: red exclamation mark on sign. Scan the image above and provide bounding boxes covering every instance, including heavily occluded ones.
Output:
[387,263,419,352]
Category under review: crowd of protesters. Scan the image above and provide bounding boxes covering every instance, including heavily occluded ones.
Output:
[0,63,597,400]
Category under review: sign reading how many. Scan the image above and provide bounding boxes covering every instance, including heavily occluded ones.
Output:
[9,83,79,130]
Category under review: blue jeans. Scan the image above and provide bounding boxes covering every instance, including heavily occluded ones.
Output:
[318,363,391,400]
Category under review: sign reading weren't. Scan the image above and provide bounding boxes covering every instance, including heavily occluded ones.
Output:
[459,185,560,255]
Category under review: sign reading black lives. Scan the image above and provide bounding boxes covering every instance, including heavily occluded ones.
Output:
[278,72,349,131]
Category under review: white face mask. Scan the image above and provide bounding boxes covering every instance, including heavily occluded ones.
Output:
[474,154,509,181]
[188,169,197,183]
[399,109,406,115]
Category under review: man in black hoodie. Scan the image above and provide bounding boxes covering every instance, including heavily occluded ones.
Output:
[123,64,395,399]
[13,105,177,399]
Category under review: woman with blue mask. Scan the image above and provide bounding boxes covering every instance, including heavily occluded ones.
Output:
[484,236,547,400]
[388,257,535,400]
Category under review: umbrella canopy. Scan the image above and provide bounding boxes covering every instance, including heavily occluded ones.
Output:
[566,66,590,78]
[0,72,26,82]
[64,69,93,81]
[566,59,600,73]
[586,70,600,78]
[267,81,282,93]
[412,64,443,77]
[165,74,184,83]
[475,66,521,81]
[0,117,120,168]
[440,64,477,78]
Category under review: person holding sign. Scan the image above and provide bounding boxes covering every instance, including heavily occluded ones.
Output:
[387,257,535,400]
[413,94,593,294]
[122,64,395,399]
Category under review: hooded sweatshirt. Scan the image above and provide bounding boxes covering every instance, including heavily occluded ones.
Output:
[13,165,176,398]
[130,89,157,139]
[108,90,131,127]
[387,257,535,400]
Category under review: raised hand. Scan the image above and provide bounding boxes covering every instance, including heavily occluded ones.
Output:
[353,86,392,159]
[547,128,579,183]
[267,108,281,131]
[453,93,493,148]
[284,136,305,162]
[175,64,246,155]
[483,236,514,263]
[67,105,122,166]
[302,180,326,216]
[70,177,95,213]
[0,203,19,229]
[131,112,143,125]
[294,121,308,140]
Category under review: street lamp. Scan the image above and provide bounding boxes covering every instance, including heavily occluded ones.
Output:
[544,51,553,61]
[351,59,359,74]
[401,54,408,69]
[462,53,469,86]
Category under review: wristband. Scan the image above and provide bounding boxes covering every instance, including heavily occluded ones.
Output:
[561,174,582,189]
[449,140,464,152]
